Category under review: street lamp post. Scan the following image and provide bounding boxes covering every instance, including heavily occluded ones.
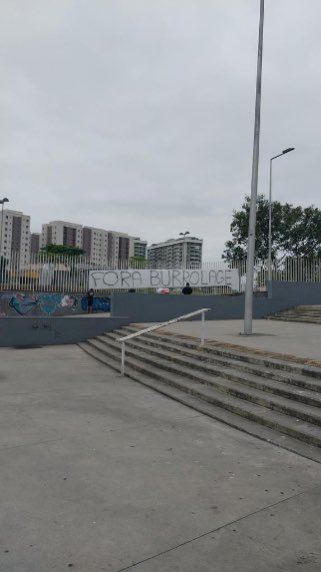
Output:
[268,147,295,282]
[244,0,265,335]
[179,231,190,270]
[0,197,9,259]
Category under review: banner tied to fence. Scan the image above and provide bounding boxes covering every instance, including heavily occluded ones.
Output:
[89,268,239,291]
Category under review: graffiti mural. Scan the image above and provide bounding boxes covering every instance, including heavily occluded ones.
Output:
[9,293,38,316]
[81,296,111,313]
[0,292,110,317]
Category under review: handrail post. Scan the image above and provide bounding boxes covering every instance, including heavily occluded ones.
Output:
[121,342,125,376]
[200,310,205,347]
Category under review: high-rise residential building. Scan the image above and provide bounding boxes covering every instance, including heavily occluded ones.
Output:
[31,233,40,254]
[82,227,109,265]
[133,237,148,259]
[83,228,132,265]
[148,236,203,268]
[0,209,31,265]
[106,231,131,265]
[41,221,83,249]
[40,219,148,266]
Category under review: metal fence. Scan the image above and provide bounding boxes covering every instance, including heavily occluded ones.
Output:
[1,253,321,294]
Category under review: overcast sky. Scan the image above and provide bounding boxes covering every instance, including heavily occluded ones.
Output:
[1,1,320,259]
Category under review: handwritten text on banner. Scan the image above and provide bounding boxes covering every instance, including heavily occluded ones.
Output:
[89,268,239,290]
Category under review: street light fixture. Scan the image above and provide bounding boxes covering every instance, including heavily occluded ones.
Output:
[179,231,190,269]
[268,147,295,282]
[0,197,9,258]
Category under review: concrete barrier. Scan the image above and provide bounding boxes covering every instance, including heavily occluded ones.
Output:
[0,316,129,347]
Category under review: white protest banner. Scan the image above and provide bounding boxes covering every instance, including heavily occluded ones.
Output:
[89,268,239,291]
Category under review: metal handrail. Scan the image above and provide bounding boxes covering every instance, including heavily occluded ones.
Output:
[117,308,211,376]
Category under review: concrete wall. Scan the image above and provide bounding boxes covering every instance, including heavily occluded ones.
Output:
[0,316,129,347]
[268,281,321,304]
[110,292,295,323]
[110,281,321,323]
[0,291,110,317]
[2,281,321,347]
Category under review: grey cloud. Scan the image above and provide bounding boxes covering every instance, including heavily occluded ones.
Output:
[1,0,321,259]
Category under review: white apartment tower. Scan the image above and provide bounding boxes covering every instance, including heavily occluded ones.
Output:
[82,227,109,265]
[41,221,83,249]
[0,209,31,265]
[40,219,148,266]
[148,236,203,268]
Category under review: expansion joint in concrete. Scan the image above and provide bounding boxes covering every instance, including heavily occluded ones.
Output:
[116,483,321,572]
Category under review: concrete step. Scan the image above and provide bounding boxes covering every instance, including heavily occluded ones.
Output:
[115,325,321,381]
[269,305,321,324]
[78,341,321,463]
[103,330,321,394]
[97,334,321,407]
[270,317,321,324]
[86,336,321,430]
[79,339,321,452]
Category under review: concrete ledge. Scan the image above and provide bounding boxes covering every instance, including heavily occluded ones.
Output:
[110,292,295,323]
[0,316,129,347]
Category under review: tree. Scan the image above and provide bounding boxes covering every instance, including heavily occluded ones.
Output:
[129,256,149,269]
[40,244,85,257]
[222,195,321,262]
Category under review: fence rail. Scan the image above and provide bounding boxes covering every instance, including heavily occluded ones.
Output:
[1,253,321,294]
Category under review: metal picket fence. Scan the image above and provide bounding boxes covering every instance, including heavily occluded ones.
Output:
[1,252,321,294]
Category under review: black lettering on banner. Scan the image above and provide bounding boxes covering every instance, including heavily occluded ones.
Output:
[182,270,190,284]
[90,272,103,288]
[201,270,209,286]
[217,270,224,284]
[208,269,217,285]
[120,271,132,287]
[189,271,200,286]
[102,271,119,287]
[150,270,161,287]
[172,270,183,287]
[225,269,232,287]
[160,270,171,287]
[132,271,143,287]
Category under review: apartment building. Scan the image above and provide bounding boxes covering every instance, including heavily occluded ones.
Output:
[30,233,40,254]
[40,219,147,266]
[82,227,109,265]
[148,236,203,268]
[41,221,83,249]
[0,209,31,265]
[133,237,148,259]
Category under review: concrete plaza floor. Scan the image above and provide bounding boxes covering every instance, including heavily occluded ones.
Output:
[147,319,321,364]
[1,343,321,572]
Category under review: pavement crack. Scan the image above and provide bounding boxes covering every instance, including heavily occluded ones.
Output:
[115,484,321,571]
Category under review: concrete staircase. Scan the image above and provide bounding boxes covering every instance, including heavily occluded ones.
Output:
[269,305,321,324]
[79,326,321,462]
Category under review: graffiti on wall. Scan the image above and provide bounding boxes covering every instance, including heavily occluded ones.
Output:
[81,296,111,313]
[0,292,110,317]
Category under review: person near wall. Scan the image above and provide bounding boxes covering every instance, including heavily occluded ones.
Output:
[182,282,193,295]
[87,288,94,313]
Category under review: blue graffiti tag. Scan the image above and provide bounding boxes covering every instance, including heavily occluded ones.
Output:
[81,296,111,312]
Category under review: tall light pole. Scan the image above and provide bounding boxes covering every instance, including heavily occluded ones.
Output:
[268,147,295,282]
[244,0,264,336]
[179,231,190,270]
[0,197,9,259]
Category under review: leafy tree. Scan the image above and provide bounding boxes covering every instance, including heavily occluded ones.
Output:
[129,256,149,269]
[40,244,84,257]
[222,195,321,262]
